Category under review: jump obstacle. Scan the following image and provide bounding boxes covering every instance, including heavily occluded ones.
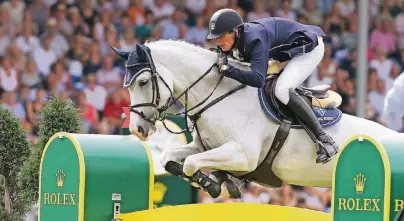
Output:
[38,132,404,221]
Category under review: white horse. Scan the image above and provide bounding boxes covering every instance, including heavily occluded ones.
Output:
[112,40,401,196]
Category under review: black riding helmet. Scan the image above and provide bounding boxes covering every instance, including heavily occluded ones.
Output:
[207,8,244,40]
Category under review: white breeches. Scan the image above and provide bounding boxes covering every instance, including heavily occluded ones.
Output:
[275,36,325,105]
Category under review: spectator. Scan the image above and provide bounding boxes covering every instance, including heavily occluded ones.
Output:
[53,3,73,37]
[2,0,26,27]
[53,60,72,91]
[340,16,357,51]
[185,16,208,46]
[0,55,19,93]
[148,0,176,26]
[335,0,355,18]
[21,59,41,88]
[396,10,404,46]
[96,55,122,94]
[0,25,11,56]
[41,17,69,58]
[2,91,26,121]
[386,62,402,90]
[324,3,345,47]
[276,0,297,21]
[128,0,146,26]
[83,41,103,77]
[162,9,186,40]
[83,74,108,118]
[247,0,270,21]
[136,12,158,42]
[68,7,90,38]
[227,0,245,20]
[26,88,46,126]
[369,78,386,115]
[94,118,112,134]
[298,0,323,26]
[15,21,40,55]
[100,24,119,56]
[370,16,397,55]
[32,35,57,76]
[185,0,207,26]
[67,31,88,62]
[77,91,98,132]
[30,0,49,35]
[8,43,27,73]
[119,27,138,51]
[104,89,129,131]
[370,46,394,81]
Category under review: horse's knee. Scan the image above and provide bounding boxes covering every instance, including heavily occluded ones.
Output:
[160,149,178,167]
[274,84,290,104]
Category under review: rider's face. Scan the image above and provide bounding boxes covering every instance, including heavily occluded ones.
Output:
[214,32,235,52]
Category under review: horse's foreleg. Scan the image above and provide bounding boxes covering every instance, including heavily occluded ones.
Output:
[182,140,255,177]
[160,141,202,168]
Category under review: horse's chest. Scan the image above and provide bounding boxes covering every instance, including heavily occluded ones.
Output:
[195,119,229,150]
[197,130,220,150]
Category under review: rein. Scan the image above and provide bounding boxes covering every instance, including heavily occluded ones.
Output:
[128,48,246,142]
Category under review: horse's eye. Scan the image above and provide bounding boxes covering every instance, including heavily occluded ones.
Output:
[139,79,149,87]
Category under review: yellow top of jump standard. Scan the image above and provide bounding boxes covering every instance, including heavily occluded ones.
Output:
[116,203,332,221]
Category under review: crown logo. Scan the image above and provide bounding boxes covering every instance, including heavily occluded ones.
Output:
[354,173,366,194]
[56,170,65,189]
[153,182,167,204]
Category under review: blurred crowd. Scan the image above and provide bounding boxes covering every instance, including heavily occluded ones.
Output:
[1,0,403,215]
[199,182,332,213]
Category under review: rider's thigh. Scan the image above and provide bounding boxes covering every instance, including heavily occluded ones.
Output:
[274,37,325,104]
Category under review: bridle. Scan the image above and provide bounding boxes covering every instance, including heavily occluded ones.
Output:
[127,46,246,148]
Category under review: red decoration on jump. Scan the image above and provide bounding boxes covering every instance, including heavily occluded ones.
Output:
[122,107,130,128]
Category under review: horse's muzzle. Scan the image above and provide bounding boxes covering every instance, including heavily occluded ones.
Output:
[131,123,157,141]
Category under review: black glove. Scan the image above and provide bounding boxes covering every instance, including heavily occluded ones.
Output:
[217,53,228,67]
[217,53,230,75]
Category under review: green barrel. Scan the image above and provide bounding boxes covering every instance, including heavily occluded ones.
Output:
[38,132,153,221]
[332,135,404,221]
[121,114,198,208]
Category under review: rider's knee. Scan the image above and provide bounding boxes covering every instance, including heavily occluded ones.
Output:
[274,84,290,105]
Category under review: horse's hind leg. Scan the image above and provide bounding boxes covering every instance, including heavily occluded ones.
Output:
[182,140,256,177]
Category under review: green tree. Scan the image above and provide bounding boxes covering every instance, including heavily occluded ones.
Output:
[18,97,82,205]
[0,105,30,220]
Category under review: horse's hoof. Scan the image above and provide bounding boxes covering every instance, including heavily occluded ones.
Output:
[225,180,242,199]
[321,155,336,164]
[206,182,222,198]
[165,161,184,176]
[210,171,227,185]
[316,154,335,164]
[194,170,222,198]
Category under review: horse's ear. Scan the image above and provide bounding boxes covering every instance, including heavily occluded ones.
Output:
[110,46,129,60]
[136,44,146,58]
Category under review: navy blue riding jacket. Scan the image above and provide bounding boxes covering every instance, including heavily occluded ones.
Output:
[225,17,326,88]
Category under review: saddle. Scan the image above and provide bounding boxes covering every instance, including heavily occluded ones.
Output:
[263,74,342,128]
[240,68,343,188]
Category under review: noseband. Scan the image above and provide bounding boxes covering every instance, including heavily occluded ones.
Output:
[128,47,246,137]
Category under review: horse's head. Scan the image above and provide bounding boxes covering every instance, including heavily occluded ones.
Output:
[112,44,174,140]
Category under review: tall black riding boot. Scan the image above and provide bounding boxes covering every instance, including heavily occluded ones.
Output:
[285,89,338,164]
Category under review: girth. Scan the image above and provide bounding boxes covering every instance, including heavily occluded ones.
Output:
[240,77,293,187]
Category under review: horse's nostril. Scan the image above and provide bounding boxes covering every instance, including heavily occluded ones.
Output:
[138,126,145,135]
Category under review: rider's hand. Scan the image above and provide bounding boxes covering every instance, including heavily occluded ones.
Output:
[217,53,228,66]
[217,53,229,75]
